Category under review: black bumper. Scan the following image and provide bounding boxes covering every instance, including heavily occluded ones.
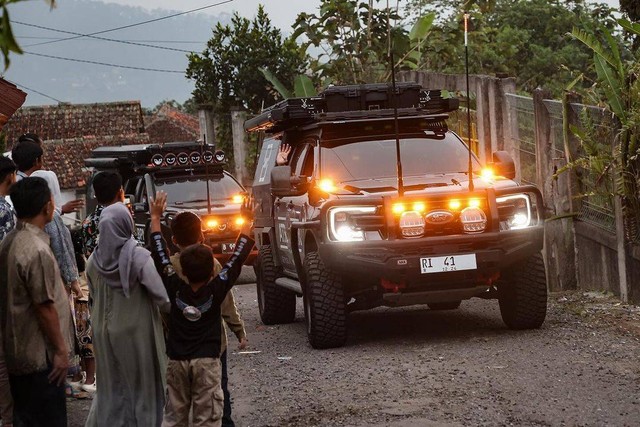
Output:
[317,226,543,286]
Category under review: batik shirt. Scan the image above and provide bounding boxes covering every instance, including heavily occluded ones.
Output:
[81,205,104,259]
[0,222,74,375]
[0,196,16,242]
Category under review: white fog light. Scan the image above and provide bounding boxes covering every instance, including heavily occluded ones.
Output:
[460,207,487,233]
[512,213,529,227]
[399,211,425,238]
[496,194,532,230]
[335,225,365,242]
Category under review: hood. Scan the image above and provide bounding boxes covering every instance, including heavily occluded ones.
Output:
[333,174,518,198]
[166,203,241,216]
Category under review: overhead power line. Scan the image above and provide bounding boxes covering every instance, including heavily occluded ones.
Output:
[17,36,205,44]
[23,0,234,48]
[3,79,64,103]
[17,21,194,53]
[23,51,186,73]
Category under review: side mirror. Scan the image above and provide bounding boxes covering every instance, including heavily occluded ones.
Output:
[270,166,308,197]
[492,151,516,180]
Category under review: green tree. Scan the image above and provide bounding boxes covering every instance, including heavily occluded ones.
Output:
[0,0,55,69]
[186,6,307,167]
[404,0,620,96]
[567,19,640,243]
[292,0,408,84]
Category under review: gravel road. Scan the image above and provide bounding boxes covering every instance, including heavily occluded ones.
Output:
[68,269,640,426]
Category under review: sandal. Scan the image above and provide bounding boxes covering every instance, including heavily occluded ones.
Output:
[65,382,90,400]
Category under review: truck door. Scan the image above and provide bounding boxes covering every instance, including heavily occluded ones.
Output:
[274,143,312,276]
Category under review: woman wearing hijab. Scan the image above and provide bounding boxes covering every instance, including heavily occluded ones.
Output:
[85,203,170,427]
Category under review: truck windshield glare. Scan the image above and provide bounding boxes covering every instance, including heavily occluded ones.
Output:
[321,134,481,183]
[156,177,242,205]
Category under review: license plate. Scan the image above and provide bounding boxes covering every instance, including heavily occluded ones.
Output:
[221,243,236,254]
[420,254,477,274]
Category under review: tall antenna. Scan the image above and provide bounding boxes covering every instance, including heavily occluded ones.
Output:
[464,11,475,192]
[387,0,404,197]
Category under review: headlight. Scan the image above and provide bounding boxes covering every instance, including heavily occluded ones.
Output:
[496,194,532,230]
[204,218,219,229]
[203,216,245,232]
[328,206,376,242]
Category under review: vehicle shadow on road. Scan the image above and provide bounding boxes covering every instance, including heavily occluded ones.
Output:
[345,301,530,347]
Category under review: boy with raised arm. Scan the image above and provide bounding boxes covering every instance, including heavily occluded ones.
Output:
[149,192,254,427]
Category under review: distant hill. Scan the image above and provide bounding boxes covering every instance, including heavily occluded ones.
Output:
[3,0,228,108]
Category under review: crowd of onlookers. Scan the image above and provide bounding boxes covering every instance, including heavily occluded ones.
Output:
[0,134,254,426]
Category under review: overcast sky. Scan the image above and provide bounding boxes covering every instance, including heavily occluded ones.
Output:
[95,0,621,30]
[91,0,320,31]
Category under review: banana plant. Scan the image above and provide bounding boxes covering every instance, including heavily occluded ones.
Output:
[259,67,320,99]
[400,12,436,71]
[569,20,640,242]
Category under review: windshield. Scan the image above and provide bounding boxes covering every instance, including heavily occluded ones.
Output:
[321,133,481,183]
[155,175,243,205]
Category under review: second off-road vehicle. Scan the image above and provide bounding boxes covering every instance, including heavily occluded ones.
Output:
[84,141,256,263]
[245,82,547,349]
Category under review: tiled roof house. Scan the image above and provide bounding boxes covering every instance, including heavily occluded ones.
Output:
[145,103,200,144]
[0,79,27,129]
[2,101,149,190]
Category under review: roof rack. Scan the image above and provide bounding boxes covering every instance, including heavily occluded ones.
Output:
[244,82,459,133]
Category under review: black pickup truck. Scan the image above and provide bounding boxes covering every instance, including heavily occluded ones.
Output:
[246,83,547,349]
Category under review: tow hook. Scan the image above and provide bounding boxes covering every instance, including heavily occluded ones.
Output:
[381,278,406,293]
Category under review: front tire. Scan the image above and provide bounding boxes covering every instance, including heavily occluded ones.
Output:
[256,246,296,325]
[498,253,548,329]
[303,251,347,349]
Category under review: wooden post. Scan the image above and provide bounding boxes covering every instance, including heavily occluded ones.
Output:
[615,195,629,302]
[534,88,573,291]
[496,78,518,180]
[611,119,630,302]
[562,92,583,213]
[533,89,552,194]
[475,76,492,162]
